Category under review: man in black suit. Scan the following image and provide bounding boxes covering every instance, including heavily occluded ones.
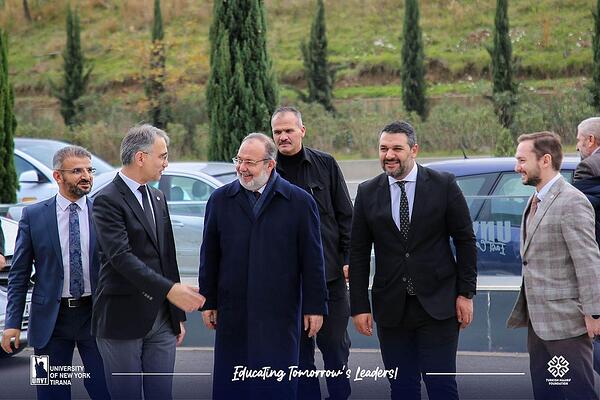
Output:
[0,222,5,269]
[349,121,477,400]
[92,124,205,400]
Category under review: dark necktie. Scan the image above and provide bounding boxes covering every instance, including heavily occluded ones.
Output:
[253,191,261,200]
[68,203,83,299]
[397,181,410,241]
[138,185,157,240]
[397,181,415,295]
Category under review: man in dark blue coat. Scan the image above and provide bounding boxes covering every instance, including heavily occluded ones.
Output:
[199,132,328,400]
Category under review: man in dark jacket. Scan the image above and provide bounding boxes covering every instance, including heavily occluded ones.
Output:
[271,106,353,400]
[199,133,328,399]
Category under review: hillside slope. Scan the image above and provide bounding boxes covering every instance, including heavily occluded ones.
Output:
[0,0,596,95]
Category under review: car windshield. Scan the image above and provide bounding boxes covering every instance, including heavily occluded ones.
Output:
[15,140,114,174]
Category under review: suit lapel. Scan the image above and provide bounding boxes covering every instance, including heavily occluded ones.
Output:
[87,198,98,292]
[408,165,429,244]
[522,178,564,254]
[114,175,159,250]
[227,181,254,222]
[149,187,165,249]
[45,196,63,273]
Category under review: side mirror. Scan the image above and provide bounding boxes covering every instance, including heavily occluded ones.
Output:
[19,170,41,184]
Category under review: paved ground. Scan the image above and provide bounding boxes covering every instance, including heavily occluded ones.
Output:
[0,347,574,400]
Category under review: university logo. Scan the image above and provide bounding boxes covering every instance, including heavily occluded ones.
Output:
[30,355,50,385]
[547,355,570,378]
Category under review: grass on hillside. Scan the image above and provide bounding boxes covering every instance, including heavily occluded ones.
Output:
[0,0,597,94]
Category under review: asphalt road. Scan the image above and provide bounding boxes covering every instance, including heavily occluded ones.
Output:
[0,347,548,400]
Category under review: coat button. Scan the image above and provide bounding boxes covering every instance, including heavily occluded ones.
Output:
[405,253,410,258]
[402,277,407,282]
[522,261,527,266]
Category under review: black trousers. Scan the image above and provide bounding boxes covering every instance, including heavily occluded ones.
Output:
[527,323,598,400]
[376,295,459,400]
[35,301,110,400]
[297,277,352,400]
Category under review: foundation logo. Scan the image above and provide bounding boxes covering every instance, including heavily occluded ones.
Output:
[547,356,570,378]
[30,355,49,385]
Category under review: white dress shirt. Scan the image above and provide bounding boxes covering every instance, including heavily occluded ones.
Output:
[118,170,156,223]
[388,162,418,232]
[56,193,91,297]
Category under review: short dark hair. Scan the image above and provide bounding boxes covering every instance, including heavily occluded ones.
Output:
[517,131,563,171]
[52,146,92,169]
[380,121,417,147]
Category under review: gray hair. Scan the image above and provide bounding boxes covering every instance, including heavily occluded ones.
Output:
[241,133,277,160]
[271,106,303,127]
[577,117,600,142]
[380,120,417,147]
[120,124,170,166]
[52,145,92,169]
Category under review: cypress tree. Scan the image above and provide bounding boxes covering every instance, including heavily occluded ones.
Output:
[146,0,170,129]
[51,6,92,127]
[0,30,18,204]
[488,0,518,130]
[206,0,278,161]
[301,0,334,112]
[590,0,600,111]
[401,0,428,120]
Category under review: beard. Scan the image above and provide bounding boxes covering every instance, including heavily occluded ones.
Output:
[66,179,92,198]
[382,158,410,179]
[522,167,542,187]
[238,168,270,192]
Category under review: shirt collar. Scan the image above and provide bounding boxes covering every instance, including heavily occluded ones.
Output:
[388,162,418,186]
[56,192,87,211]
[536,172,561,202]
[119,170,146,193]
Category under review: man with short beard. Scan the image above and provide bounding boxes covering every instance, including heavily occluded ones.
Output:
[198,133,328,399]
[1,146,110,400]
[507,131,600,400]
[349,121,477,400]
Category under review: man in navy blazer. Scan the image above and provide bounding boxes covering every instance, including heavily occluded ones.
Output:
[1,146,109,400]
[199,133,328,399]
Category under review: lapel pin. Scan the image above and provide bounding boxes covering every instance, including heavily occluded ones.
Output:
[156,196,160,201]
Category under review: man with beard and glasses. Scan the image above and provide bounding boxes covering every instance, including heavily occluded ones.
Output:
[198,133,328,399]
[271,106,353,400]
[507,131,600,400]
[1,146,110,400]
[349,121,477,400]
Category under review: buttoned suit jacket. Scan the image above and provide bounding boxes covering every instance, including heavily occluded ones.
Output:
[507,177,600,340]
[349,165,477,326]
[574,151,600,181]
[5,196,100,348]
[91,174,185,340]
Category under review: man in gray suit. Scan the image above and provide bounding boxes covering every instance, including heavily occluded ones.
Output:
[508,131,600,400]
[575,117,600,180]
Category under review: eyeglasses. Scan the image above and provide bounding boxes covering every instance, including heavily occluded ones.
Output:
[141,151,169,161]
[232,157,270,166]
[56,167,97,176]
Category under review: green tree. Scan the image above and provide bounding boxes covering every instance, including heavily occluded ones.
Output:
[146,0,170,129]
[590,0,600,111]
[488,0,518,132]
[301,0,334,112]
[401,0,428,120]
[50,6,92,127]
[0,30,18,203]
[206,0,278,161]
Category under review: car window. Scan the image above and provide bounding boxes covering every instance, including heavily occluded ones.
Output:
[456,174,497,196]
[13,155,48,182]
[156,175,213,218]
[492,173,535,197]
